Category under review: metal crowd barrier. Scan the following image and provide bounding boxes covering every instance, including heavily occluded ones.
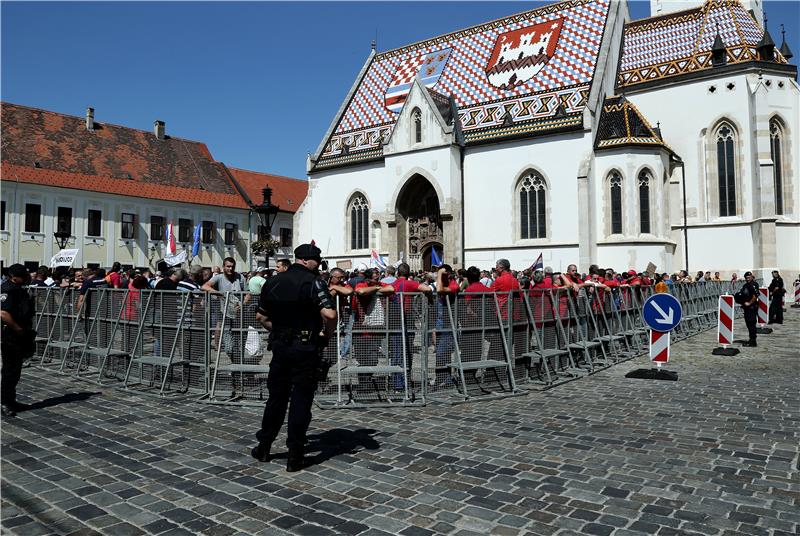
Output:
[28,280,749,405]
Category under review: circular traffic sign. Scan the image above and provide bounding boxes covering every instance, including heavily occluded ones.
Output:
[642,293,682,332]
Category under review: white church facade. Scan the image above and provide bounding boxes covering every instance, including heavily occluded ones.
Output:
[296,0,798,278]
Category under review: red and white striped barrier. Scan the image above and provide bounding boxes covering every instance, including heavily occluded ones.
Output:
[717,295,734,346]
[757,287,769,325]
[650,330,670,364]
[793,281,800,307]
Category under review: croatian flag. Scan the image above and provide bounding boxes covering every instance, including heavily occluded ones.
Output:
[430,247,443,267]
[528,252,543,271]
[370,249,387,269]
[165,222,176,255]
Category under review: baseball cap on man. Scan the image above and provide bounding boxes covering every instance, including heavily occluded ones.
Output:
[7,263,28,278]
[627,269,637,276]
[355,262,368,272]
[294,243,322,262]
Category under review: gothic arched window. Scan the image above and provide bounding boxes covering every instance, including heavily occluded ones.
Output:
[609,172,623,235]
[349,194,369,250]
[770,118,785,215]
[518,172,547,239]
[716,123,737,217]
[412,108,422,144]
[638,170,651,234]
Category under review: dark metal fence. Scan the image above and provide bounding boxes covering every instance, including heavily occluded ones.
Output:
[29,281,745,406]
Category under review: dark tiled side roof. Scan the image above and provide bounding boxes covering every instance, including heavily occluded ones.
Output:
[595,96,672,152]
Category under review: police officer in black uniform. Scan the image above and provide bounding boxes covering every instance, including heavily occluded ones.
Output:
[767,270,785,324]
[740,271,760,347]
[251,244,336,472]
[1,264,36,417]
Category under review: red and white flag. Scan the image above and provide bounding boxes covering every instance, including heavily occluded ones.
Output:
[165,222,176,255]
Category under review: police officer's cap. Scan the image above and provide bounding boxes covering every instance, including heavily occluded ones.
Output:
[294,243,322,262]
[8,264,28,278]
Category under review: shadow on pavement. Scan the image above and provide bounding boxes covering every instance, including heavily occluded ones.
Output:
[15,391,101,412]
[271,428,380,467]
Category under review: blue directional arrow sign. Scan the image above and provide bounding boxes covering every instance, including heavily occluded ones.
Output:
[642,293,682,332]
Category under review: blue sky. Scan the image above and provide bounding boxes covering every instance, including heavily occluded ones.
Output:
[3,1,798,180]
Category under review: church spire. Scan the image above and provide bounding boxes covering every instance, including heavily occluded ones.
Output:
[779,24,793,61]
[757,13,776,62]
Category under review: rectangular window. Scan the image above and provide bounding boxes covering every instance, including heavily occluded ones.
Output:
[279,227,292,248]
[201,220,214,244]
[121,213,136,239]
[1,200,6,231]
[87,209,102,237]
[24,261,39,272]
[150,215,164,241]
[56,206,72,235]
[25,203,41,233]
[178,218,192,243]
[224,223,237,245]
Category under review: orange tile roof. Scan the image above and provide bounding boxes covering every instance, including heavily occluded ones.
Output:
[1,101,248,208]
[1,163,249,209]
[227,167,308,213]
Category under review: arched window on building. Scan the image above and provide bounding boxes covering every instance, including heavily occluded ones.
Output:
[638,170,651,234]
[770,118,785,215]
[609,172,623,235]
[518,172,547,239]
[349,194,369,250]
[716,122,737,217]
[412,108,422,144]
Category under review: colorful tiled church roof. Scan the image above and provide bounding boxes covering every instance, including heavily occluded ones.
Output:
[0,102,248,208]
[594,96,672,152]
[227,167,308,214]
[618,0,791,89]
[314,0,612,168]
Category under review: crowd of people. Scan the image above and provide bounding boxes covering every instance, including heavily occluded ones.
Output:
[6,257,795,308]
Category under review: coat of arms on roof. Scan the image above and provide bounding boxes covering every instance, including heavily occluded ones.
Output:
[485,18,564,90]
[385,48,452,113]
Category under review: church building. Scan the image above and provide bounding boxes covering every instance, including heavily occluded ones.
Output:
[296,0,798,277]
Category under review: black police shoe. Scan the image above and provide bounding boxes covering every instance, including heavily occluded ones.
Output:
[251,443,271,462]
[1,405,17,418]
[286,454,310,473]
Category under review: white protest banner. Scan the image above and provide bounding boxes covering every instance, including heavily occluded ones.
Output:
[50,249,80,268]
[164,250,187,267]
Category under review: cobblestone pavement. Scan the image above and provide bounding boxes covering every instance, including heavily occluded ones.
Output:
[2,310,798,536]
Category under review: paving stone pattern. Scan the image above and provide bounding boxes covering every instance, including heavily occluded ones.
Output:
[2,310,798,536]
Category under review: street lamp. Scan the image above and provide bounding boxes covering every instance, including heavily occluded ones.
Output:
[54,231,71,250]
[253,186,280,270]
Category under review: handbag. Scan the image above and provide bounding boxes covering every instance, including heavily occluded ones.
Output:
[244,326,263,356]
[362,295,385,327]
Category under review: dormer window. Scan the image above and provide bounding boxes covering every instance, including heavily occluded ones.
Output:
[412,108,422,143]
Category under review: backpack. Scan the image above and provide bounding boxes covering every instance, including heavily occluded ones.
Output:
[733,285,752,305]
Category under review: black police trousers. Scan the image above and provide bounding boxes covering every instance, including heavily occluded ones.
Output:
[1,341,24,406]
[256,341,319,455]
[769,296,784,324]
[743,306,757,343]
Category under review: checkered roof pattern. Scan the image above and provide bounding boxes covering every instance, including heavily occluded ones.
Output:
[620,0,779,74]
[331,0,610,138]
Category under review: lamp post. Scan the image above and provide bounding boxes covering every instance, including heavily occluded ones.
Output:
[253,186,280,270]
[54,231,70,250]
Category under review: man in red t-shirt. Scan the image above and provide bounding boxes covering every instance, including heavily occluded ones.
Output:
[491,258,520,320]
[388,263,431,390]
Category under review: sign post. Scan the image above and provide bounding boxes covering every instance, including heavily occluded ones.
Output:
[626,293,681,381]
[755,287,772,334]
[712,295,739,356]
